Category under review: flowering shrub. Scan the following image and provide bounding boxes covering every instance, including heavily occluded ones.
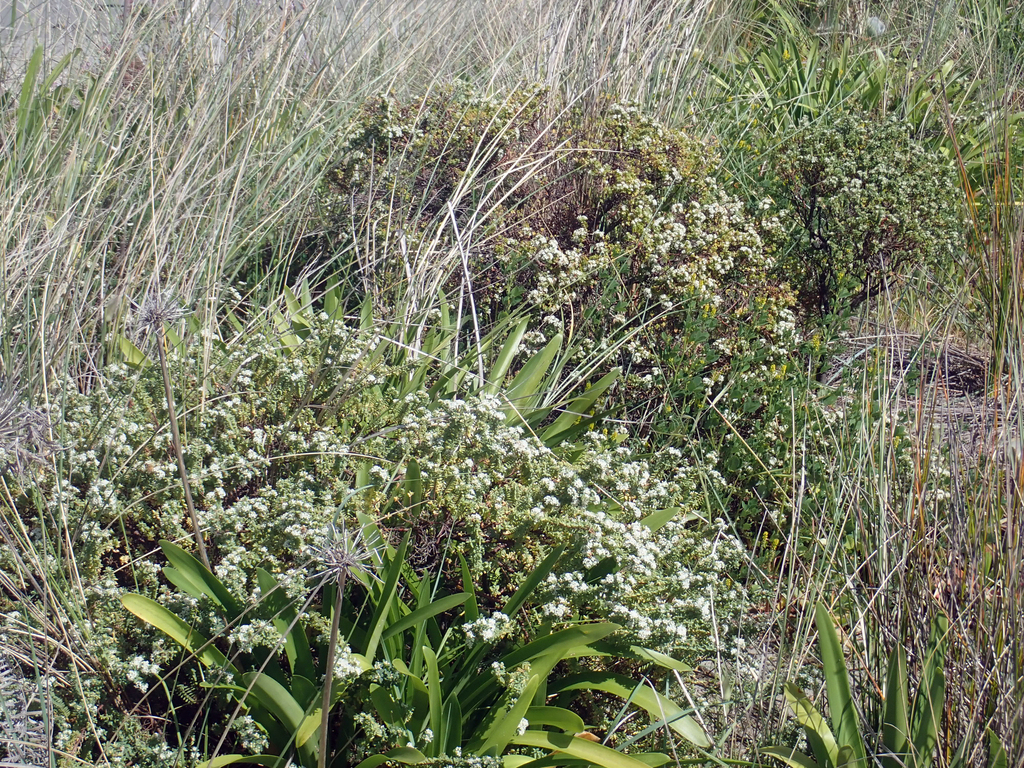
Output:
[362,391,750,654]
[2,312,749,764]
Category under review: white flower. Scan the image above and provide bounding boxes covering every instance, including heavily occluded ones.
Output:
[463,612,513,646]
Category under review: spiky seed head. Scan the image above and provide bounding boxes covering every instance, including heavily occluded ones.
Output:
[127,290,189,344]
[310,522,381,585]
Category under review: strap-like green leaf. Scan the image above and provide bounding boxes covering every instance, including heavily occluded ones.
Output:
[121,594,236,675]
[353,747,427,768]
[383,593,470,641]
[443,696,464,755]
[404,458,424,512]
[160,540,242,619]
[424,647,443,758]
[814,603,866,765]
[364,531,411,661]
[910,666,944,768]
[240,671,317,766]
[256,568,315,681]
[640,506,699,532]
[199,754,289,768]
[475,674,542,756]
[783,682,837,768]
[240,671,305,733]
[501,546,563,619]
[988,728,1008,768]
[541,368,620,445]
[548,672,710,748]
[910,614,948,768]
[295,710,321,748]
[323,282,344,321]
[500,624,620,672]
[16,46,42,141]
[836,745,857,767]
[482,317,529,395]
[880,645,910,768]
[504,333,562,415]
[460,554,479,623]
[759,746,822,768]
[117,335,152,368]
[509,732,652,768]
[282,286,311,332]
[524,706,585,734]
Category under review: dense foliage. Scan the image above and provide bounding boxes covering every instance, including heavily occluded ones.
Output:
[1,0,1021,766]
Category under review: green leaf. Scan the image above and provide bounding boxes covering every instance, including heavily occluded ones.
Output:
[814,603,865,765]
[460,554,479,623]
[910,666,944,768]
[370,685,404,726]
[295,710,321,748]
[117,335,152,368]
[782,683,836,768]
[759,746,821,768]
[423,647,443,758]
[16,46,42,141]
[442,696,463,755]
[880,645,910,768]
[503,756,670,768]
[256,568,316,681]
[403,458,424,512]
[382,593,470,641]
[476,674,542,756]
[584,556,618,585]
[283,286,311,330]
[482,317,529,395]
[323,282,343,320]
[241,671,305,734]
[504,333,562,416]
[290,675,317,710]
[910,614,948,768]
[988,728,1008,768]
[364,532,411,661]
[160,540,242,619]
[500,624,620,671]
[360,294,374,332]
[501,546,563,620]
[353,747,428,768]
[541,368,620,445]
[624,646,692,674]
[199,755,289,768]
[121,594,236,675]
[548,672,710,748]
[524,706,585,734]
[510,732,653,768]
[273,309,301,352]
[639,506,699,532]
[240,672,317,766]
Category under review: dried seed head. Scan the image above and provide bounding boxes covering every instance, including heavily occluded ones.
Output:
[0,381,59,476]
[127,290,189,344]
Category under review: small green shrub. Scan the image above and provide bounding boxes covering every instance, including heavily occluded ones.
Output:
[319,89,804,519]
[772,113,966,317]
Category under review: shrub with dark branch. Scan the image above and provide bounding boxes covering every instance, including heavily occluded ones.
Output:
[772,113,965,317]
